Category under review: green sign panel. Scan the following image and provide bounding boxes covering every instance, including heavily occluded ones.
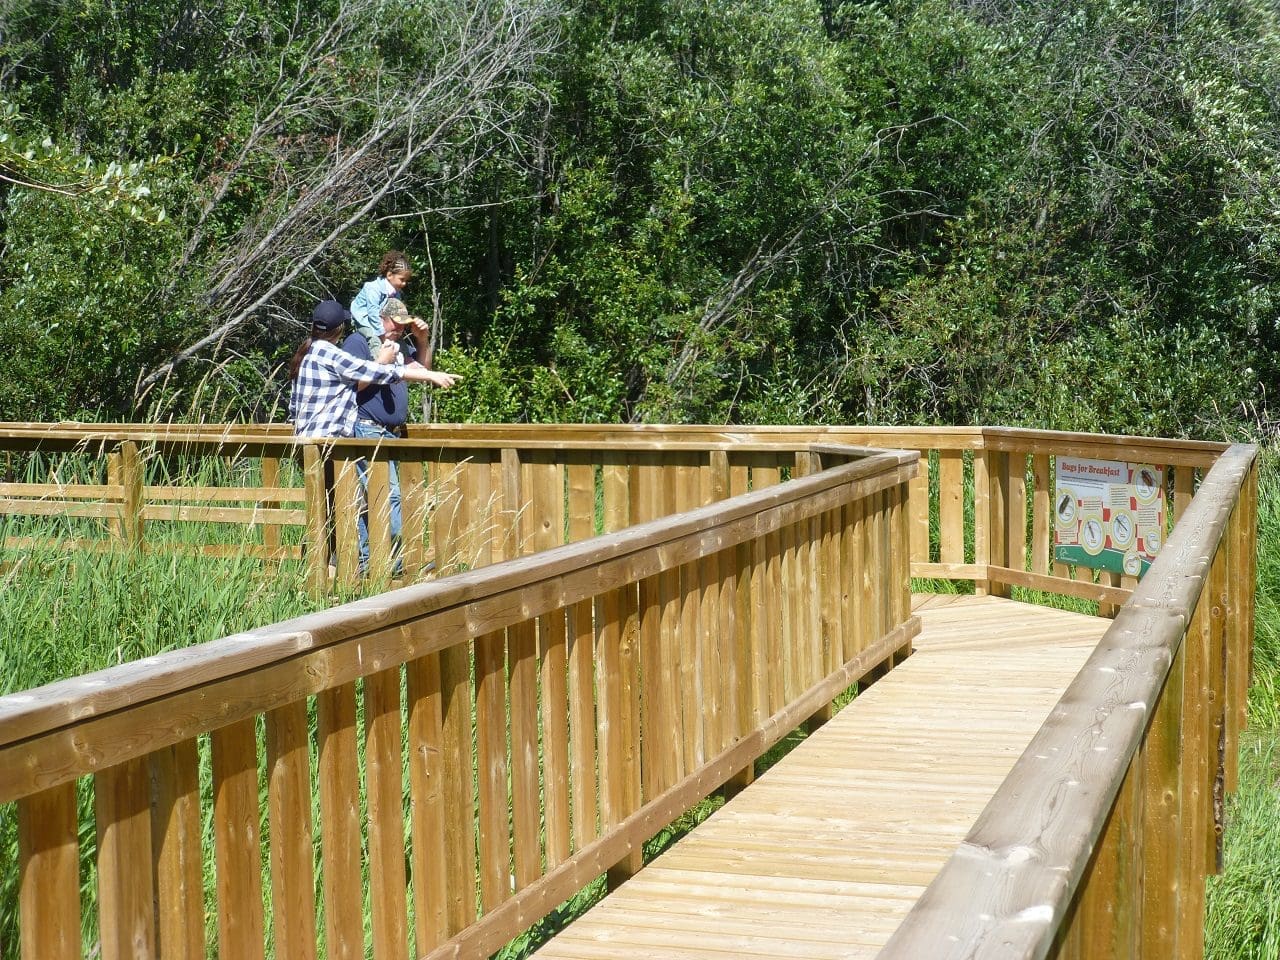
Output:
[1053,457,1165,577]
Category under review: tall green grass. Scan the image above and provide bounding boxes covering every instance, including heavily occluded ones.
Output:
[1207,734,1280,960]
[0,541,324,955]
[1206,449,1280,958]
[0,547,320,694]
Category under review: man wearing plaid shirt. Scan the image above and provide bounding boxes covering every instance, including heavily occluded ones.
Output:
[289,300,407,438]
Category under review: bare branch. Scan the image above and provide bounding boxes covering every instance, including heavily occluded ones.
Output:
[137,0,561,399]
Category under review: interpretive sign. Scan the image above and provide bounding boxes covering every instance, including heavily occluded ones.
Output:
[1053,457,1165,576]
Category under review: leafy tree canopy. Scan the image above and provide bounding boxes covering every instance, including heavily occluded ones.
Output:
[0,0,1277,438]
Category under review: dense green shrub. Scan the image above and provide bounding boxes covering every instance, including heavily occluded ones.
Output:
[3,0,1278,434]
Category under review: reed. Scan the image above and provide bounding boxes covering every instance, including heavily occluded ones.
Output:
[1204,449,1280,959]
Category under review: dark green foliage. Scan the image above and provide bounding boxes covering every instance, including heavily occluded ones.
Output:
[2,0,1280,433]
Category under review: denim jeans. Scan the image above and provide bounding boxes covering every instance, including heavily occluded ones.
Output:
[353,421,402,573]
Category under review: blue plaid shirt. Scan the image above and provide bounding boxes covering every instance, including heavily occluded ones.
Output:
[289,338,403,438]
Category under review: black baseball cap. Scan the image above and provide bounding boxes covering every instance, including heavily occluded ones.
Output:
[311,299,351,331]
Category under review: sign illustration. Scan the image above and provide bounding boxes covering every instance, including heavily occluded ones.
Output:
[1054,457,1166,576]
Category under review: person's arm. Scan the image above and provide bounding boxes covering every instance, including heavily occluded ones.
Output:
[401,365,460,389]
[355,341,401,389]
[409,318,434,369]
[349,280,383,347]
[321,340,403,387]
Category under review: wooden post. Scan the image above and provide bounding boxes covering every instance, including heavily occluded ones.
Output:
[406,651,450,951]
[604,458,644,887]
[758,461,785,717]
[364,668,410,960]
[938,450,965,569]
[1141,642,1184,959]
[265,703,318,960]
[895,479,912,649]
[711,460,737,758]
[442,636,479,926]
[1099,570,1121,619]
[260,456,281,559]
[802,451,834,731]
[302,444,330,594]
[474,626,511,913]
[399,459,428,579]
[658,460,685,785]
[566,458,599,850]
[850,496,868,664]
[974,448,991,595]
[96,756,158,960]
[1224,498,1245,794]
[150,740,206,960]
[496,460,531,897]
[1033,454,1051,576]
[18,784,81,960]
[865,490,885,656]
[1007,452,1027,576]
[499,447,523,559]
[118,440,144,550]
[988,450,1010,598]
[332,457,361,589]
[725,455,755,795]
[1074,754,1144,959]
[1207,545,1228,873]
[317,683,364,960]
[503,449,541,892]
[1176,597,1211,959]
[526,454,571,869]
[908,449,931,566]
[367,459,394,587]
[107,448,122,541]
[677,460,705,768]
[210,720,265,960]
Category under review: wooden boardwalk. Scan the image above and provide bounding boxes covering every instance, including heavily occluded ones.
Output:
[534,593,1111,959]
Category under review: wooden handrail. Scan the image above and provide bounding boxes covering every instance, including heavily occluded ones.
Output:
[0,446,914,788]
[0,424,1254,960]
[0,420,1227,460]
[876,442,1257,959]
[0,426,1227,597]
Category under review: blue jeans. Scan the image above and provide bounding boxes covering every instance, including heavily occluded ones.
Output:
[354,421,402,573]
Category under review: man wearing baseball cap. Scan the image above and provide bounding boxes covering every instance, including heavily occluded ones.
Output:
[341,296,459,573]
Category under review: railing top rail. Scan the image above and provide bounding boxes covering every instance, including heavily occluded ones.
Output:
[0,444,916,782]
[877,442,1257,960]
[0,433,925,459]
[0,422,1229,463]
[980,425,1227,465]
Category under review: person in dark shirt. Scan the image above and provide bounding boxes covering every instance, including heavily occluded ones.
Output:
[342,298,458,574]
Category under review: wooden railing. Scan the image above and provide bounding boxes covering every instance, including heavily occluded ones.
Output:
[0,423,1226,607]
[878,442,1258,959]
[0,440,918,960]
[0,427,308,562]
[0,423,1251,959]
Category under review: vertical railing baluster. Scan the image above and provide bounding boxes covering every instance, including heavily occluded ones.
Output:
[17,783,80,960]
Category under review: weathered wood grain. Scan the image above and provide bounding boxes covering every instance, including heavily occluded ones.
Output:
[18,783,80,960]
[266,701,318,960]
